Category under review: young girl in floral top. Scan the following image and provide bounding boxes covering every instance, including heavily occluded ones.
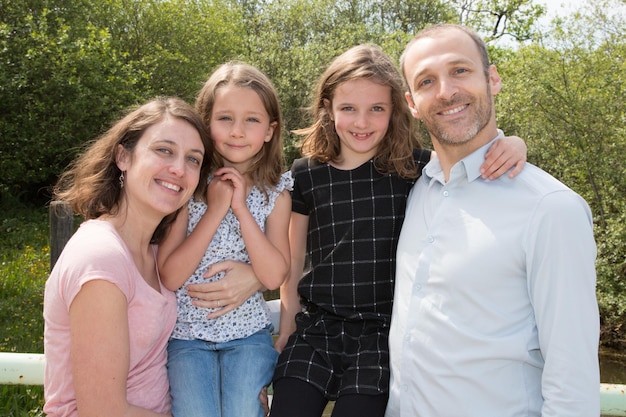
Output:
[157,62,292,417]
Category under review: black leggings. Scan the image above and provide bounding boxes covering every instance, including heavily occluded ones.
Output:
[269,377,388,417]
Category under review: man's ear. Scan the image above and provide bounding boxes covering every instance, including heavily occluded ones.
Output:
[405,91,420,119]
[488,65,502,96]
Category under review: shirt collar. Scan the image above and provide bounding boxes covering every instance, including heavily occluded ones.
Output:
[423,130,504,184]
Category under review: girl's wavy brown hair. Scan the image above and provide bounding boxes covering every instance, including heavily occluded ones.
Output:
[296,44,421,179]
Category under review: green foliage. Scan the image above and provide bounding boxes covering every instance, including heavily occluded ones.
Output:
[89,0,247,100]
[0,3,139,201]
[0,190,47,353]
[0,196,48,416]
[0,385,44,417]
[5,0,542,196]
[0,0,245,203]
[453,0,545,42]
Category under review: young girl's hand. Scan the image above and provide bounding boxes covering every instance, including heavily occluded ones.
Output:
[214,166,248,214]
[481,135,527,180]
[206,175,233,218]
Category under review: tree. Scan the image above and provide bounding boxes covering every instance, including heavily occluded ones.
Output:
[0,3,138,201]
[0,0,246,202]
[0,0,550,201]
[451,0,545,42]
[89,0,246,100]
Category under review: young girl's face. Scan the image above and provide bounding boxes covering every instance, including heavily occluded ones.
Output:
[325,78,392,166]
[210,85,276,172]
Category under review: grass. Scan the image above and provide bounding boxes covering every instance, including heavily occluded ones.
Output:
[0,196,49,417]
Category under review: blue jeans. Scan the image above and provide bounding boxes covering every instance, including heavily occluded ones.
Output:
[167,326,278,417]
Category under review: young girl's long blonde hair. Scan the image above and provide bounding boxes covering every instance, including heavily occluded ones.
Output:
[296,44,421,179]
[195,62,285,198]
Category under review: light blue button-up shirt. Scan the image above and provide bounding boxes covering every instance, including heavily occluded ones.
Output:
[386,134,600,417]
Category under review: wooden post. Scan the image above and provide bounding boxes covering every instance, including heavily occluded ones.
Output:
[49,201,74,271]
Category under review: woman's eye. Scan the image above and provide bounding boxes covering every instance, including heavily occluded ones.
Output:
[157,147,172,155]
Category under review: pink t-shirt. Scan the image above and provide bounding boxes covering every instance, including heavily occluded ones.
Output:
[43,220,177,416]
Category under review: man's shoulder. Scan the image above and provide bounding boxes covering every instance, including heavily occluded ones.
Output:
[515,163,591,216]
[517,163,574,195]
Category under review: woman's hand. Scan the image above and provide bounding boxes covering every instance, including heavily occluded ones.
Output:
[187,260,264,318]
[259,386,270,417]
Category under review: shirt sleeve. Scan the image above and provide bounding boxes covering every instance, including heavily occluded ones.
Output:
[290,157,310,215]
[526,190,600,417]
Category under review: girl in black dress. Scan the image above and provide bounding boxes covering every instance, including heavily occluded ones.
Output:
[269,44,526,417]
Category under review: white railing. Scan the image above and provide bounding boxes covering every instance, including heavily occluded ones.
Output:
[1,352,625,416]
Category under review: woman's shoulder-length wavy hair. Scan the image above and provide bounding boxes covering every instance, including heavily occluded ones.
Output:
[52,96,212,244]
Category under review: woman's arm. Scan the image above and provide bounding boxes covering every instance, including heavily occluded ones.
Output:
[157,178,232,291]
[70,280,171,417]
[274,212,308,353]
[187,260,264,318]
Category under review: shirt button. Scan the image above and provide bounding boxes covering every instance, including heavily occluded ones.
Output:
[443,190,449,197]
[427,236,434,243]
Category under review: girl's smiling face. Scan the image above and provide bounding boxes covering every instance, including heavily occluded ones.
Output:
[209,85,276,173]
[325,78,392,168]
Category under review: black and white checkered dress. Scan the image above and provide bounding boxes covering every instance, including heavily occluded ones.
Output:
[273,149,431,399]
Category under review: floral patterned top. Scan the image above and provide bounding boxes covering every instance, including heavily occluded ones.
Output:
[171,171,293,343]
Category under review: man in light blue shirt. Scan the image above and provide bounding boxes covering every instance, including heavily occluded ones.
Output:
[386,24,600,417]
